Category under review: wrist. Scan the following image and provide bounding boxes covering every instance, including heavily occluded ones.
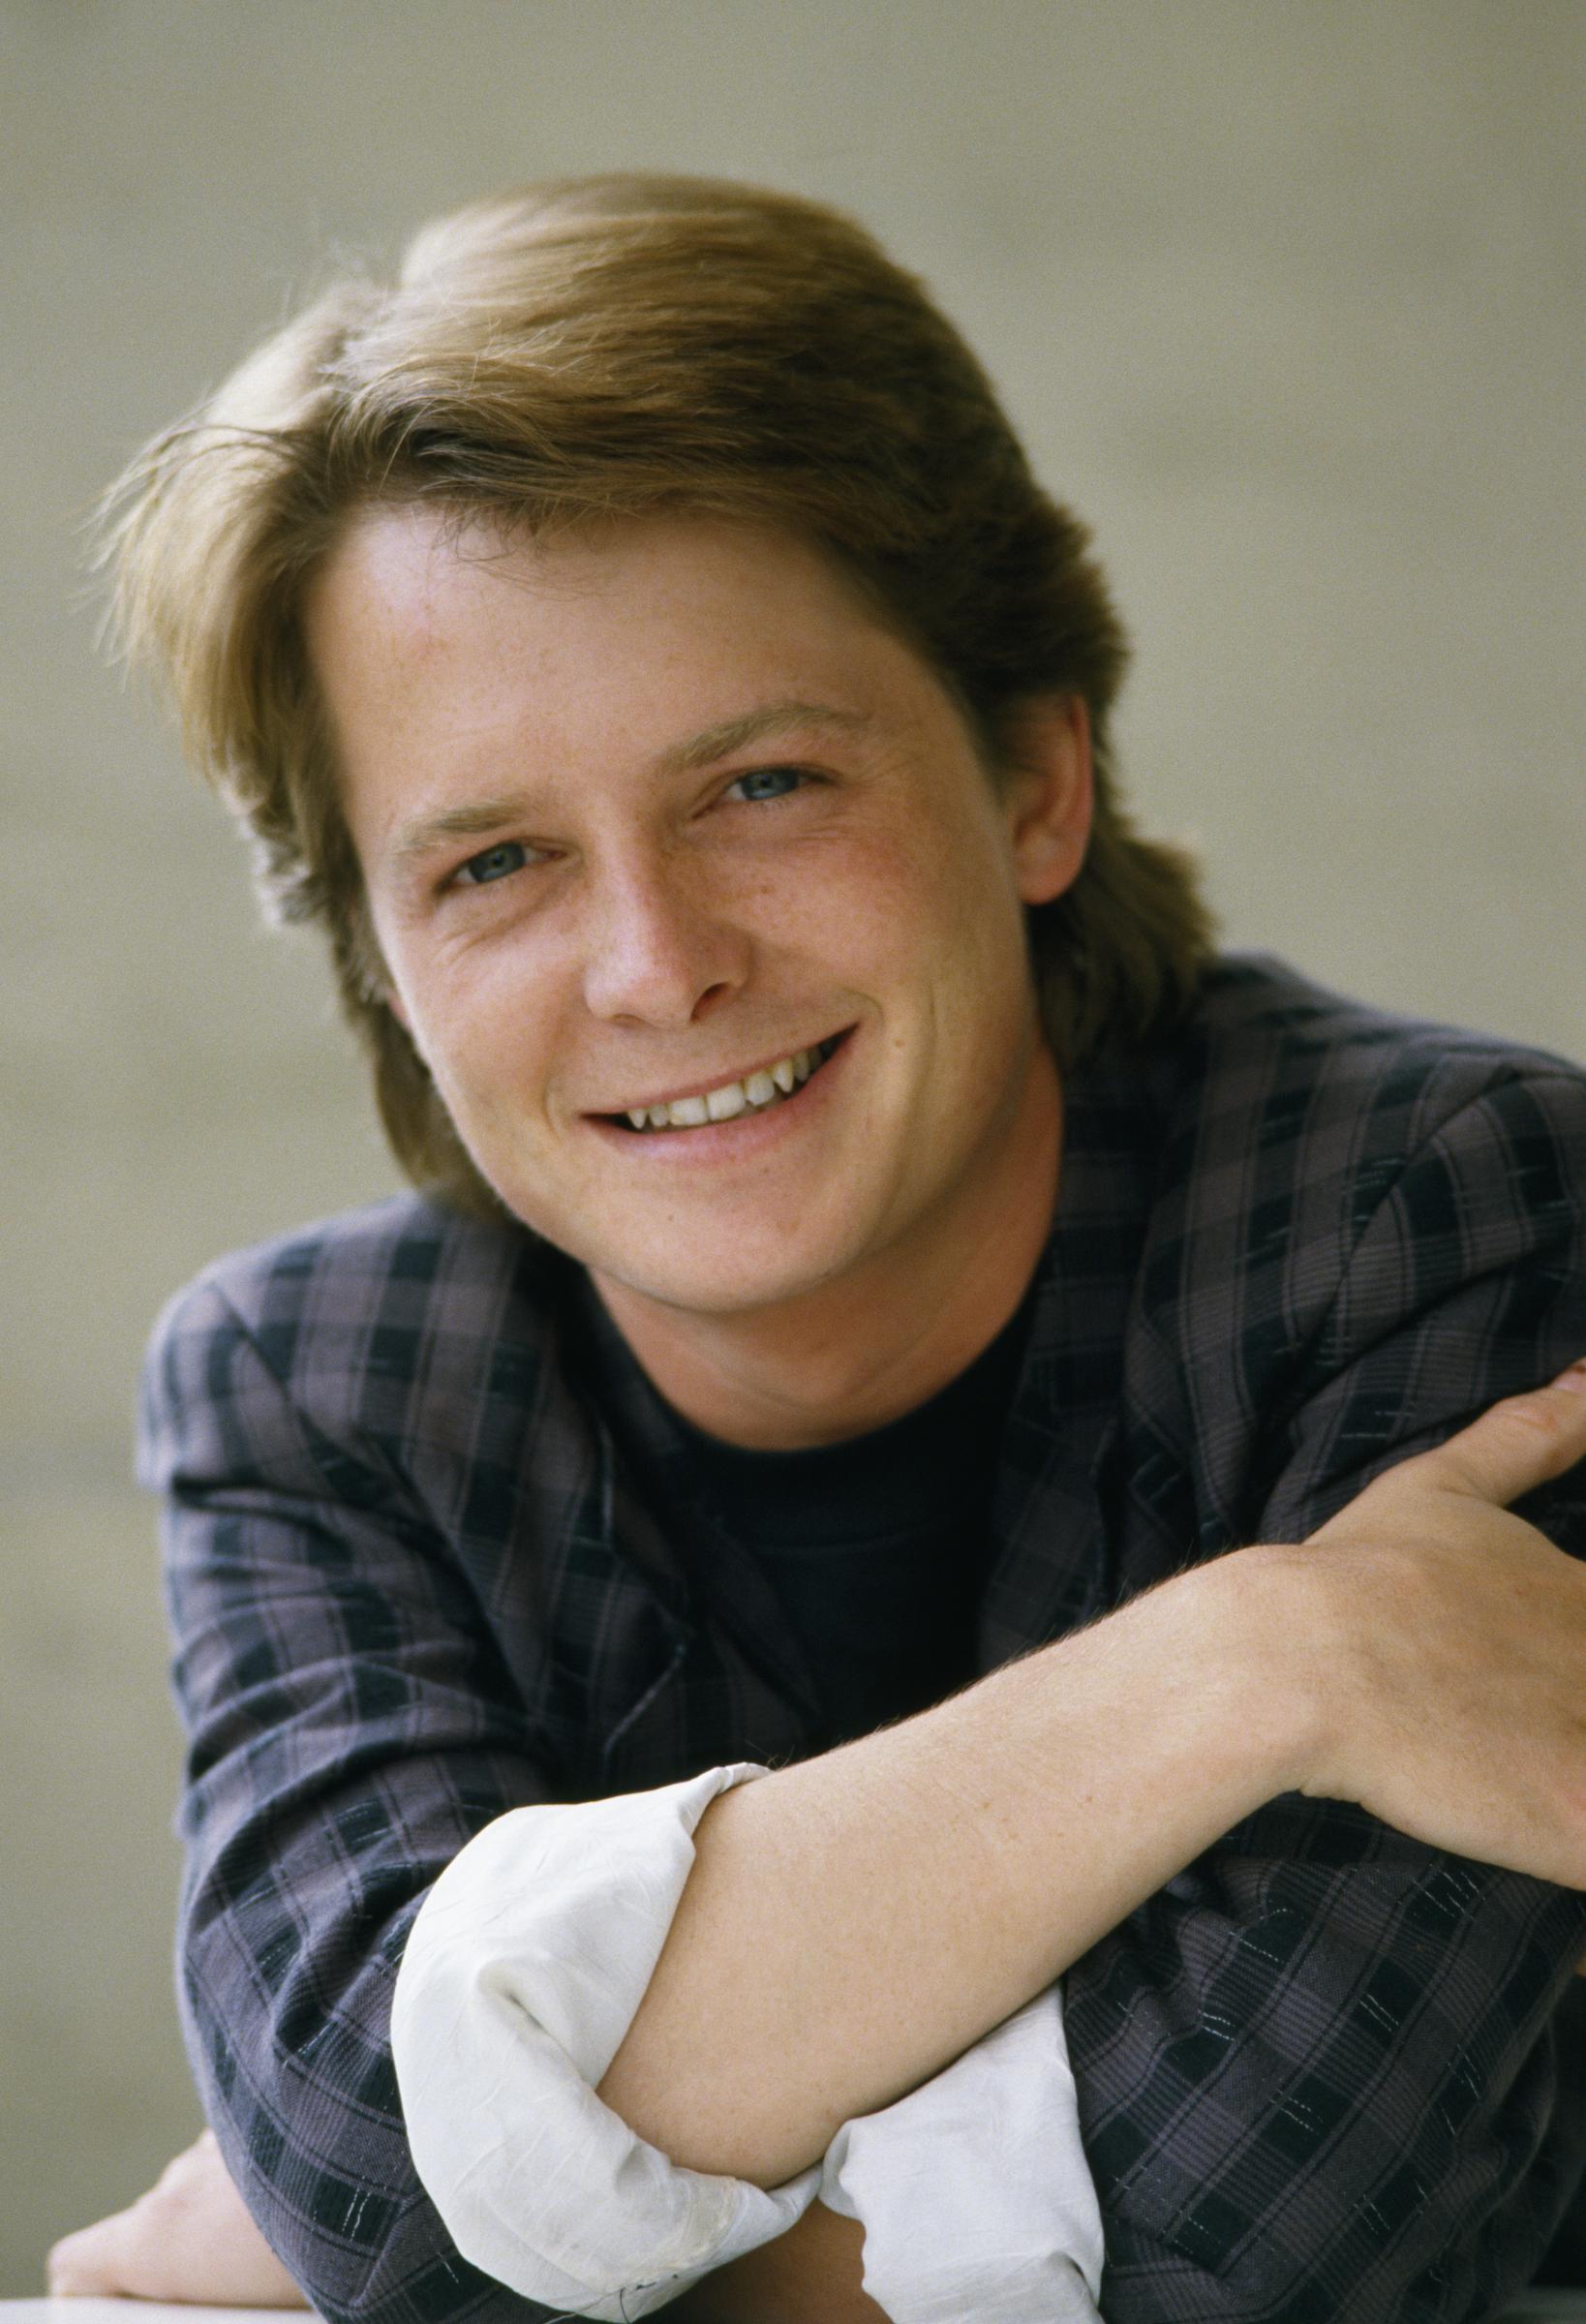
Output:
[1195,1543,1337,1801]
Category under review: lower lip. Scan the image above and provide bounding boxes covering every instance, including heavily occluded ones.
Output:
[584,1029,856,1163]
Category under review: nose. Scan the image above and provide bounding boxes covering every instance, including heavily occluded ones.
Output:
[579,846,750,1029]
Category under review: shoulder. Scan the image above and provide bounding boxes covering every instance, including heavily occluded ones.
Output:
[150,1188,540,1333]
[146,1189,554,1369]
[1130,953,1586,1389]
[1181,951,1586,1158]
[1160,953,1586,1246]
[139,1192,585,1492]
[1116,957,1586,1540]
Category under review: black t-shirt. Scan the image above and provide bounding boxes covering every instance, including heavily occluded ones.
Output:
[582,1293,1034,1750]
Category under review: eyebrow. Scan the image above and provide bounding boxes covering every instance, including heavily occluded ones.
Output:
[388,697,871,864]
[654,697,869,775]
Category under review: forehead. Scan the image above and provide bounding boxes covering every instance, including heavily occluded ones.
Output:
[302,504,975,846]
[307,502,909,703]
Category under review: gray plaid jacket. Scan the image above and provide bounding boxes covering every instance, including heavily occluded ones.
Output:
[144,954,1586,2324]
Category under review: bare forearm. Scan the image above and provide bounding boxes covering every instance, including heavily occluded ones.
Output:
[598,1547,1315,2186]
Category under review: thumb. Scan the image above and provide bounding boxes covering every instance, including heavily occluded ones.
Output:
[1408,1360,1586,1508]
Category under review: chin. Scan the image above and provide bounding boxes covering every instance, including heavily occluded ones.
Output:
[594,1230,861,1319]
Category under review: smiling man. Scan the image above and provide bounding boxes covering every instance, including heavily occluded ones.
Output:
[51,175,1586,2322]
[315,506,1082,1444]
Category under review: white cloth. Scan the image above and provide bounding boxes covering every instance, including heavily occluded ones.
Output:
[822,1988,1106,2320]
[391,1763,1106,2321]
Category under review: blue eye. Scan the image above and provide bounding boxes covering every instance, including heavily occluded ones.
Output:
[458,841,529,886]
[728,766,804,804]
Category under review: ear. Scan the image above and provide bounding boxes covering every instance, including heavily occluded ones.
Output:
[1002,695,1094,907]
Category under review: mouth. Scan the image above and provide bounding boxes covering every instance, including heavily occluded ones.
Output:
[594,1028,854,1134]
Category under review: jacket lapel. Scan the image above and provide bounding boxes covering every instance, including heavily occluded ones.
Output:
[977,1041,1178,1668]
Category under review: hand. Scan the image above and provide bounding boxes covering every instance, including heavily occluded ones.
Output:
[1288,1361,1586,1920]
[46,2126,308,2306]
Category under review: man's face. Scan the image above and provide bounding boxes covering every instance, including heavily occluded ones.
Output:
[307,507,1088,1324]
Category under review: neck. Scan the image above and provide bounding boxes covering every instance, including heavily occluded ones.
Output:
[591,1045,1064,1449]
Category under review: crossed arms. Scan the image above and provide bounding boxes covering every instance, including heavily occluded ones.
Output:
[51,1357,1586,2322]
[52,1067,1586,2322]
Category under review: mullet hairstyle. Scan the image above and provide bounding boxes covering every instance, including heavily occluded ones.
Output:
[103,172,1215,1218]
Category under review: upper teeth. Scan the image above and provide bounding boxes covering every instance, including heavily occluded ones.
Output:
[625,1047,817,1131]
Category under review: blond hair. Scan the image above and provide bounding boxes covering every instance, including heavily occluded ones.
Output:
[104,173,1214,1216]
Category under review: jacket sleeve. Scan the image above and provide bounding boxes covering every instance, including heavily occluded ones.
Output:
[1066,1067,1586,2322]
[144,1269,580,2324]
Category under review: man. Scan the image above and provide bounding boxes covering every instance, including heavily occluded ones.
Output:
[50,175,1586,2320]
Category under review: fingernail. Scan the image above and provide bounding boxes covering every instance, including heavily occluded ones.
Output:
[1553,1359,1586,1394]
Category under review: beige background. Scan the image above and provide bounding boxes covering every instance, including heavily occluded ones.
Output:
[3,0,1582,2291]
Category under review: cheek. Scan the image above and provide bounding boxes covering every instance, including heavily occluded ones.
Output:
[904,806,1029,976]
[390,937,558,1122]
[906,819,1041,1069]
[772,825,946,964]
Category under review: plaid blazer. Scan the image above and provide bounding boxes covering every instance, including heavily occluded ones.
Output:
[144,954,1586,2324]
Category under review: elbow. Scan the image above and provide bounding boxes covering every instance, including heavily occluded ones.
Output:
[221,2132,517,2324]
[181,1998,454,2324]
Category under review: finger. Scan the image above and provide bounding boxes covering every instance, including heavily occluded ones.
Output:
[46,2214,135,2296]
[1409,1361,1586,1508]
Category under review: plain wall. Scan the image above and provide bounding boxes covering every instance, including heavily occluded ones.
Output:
[2,0,1582,2289]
